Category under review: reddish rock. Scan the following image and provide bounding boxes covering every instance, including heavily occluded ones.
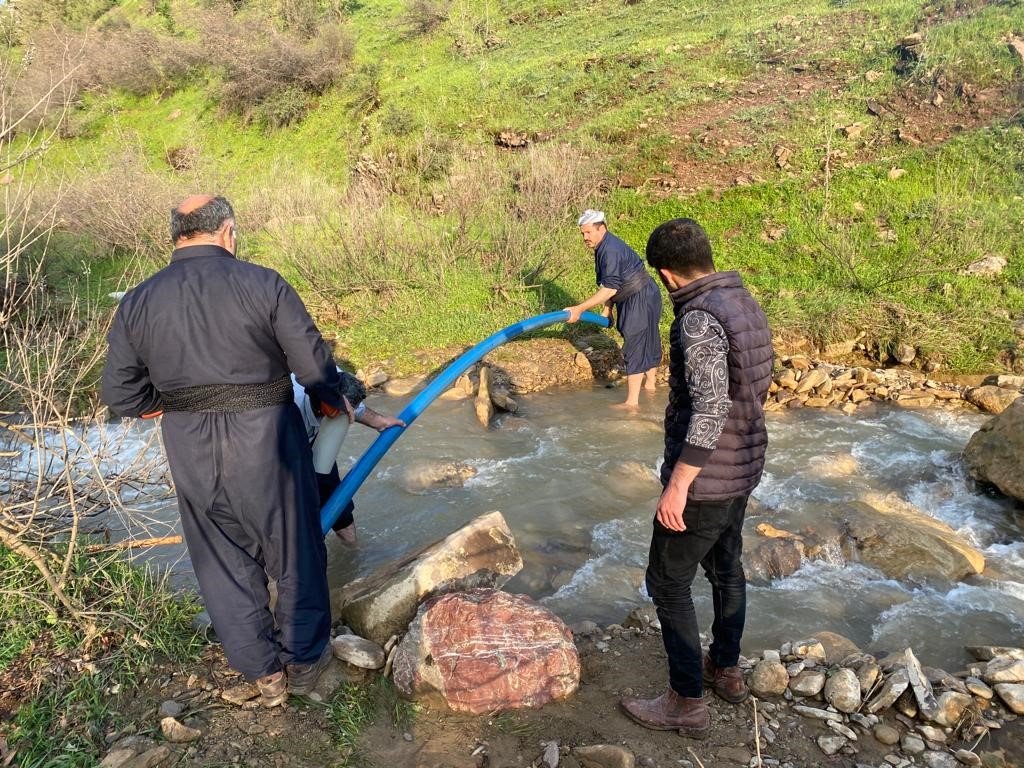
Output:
[392,589,580,714]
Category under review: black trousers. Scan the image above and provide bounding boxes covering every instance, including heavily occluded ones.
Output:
[646,495,748,698]
[162,404,330,681]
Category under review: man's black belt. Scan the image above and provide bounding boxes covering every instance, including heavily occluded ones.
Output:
[613,271,652,304]
[161,376,294,413]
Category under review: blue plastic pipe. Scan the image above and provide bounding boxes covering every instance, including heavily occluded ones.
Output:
[320,309,611,534]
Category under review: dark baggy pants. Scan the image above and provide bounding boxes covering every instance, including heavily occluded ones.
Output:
[646,495,748,698]
[162,404,330,681]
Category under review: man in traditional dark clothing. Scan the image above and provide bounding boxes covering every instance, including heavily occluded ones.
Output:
[101,195,349,707]
[565,209,663,408]
[619,218,772,738]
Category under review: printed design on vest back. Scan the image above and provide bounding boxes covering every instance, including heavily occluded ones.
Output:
[681,310,731,450]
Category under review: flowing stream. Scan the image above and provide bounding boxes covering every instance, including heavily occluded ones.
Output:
[15,384,1024,671]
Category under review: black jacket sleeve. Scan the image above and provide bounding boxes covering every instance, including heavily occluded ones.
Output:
[101,310,163,418]
[269,274,345,409]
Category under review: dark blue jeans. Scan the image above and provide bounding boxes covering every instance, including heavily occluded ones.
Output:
[646,495,748,698]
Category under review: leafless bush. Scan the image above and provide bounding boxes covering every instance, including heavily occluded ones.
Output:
[401,0,450,37]
[209,11,354,125]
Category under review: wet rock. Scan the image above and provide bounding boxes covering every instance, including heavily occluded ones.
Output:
[333,511,523,644]
[475,366,496,427]
[120,747,172,768]
[825,668,862,713]
[993,683,1024,714]
[750,660,790,697]
[966,677,993,699]
[901,732,926,755]
[574,744,635,768]
[331,634,386,669]
[439,373,475,401]
[955,749,982,767]
[924,752,959,768]
[813,631,861,664]
[817,734,847,755]
[392,589,579,714]
[399,460,478,493]
[790,670,826,697]
[917,724,946,743]
[866,667,910,713]
[966,647,1024,663]
[873,723,900,745]
[932,691,973,727]
[744,537,804,584]
[160,716,201,743]
[965,386,1021,415]
[964,399,1024,503]
[838,494,984,582]
[983,658,1024,684]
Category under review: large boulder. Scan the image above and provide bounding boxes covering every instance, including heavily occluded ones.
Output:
[964,398,1024,503]
[964,386,1021,415]
[838,494,985,582]
[392,589,579,713]
[332,511,523,644]
[743,536,805,584]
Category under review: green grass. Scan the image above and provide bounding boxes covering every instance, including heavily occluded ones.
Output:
[0,546,203,767]
[324,678,416,765]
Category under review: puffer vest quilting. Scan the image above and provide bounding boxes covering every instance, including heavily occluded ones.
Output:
[662,271,773,500]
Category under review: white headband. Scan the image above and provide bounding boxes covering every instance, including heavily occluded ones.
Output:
[577,209,606,227]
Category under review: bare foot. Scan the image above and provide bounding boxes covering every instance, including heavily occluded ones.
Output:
[611,401,640,411]
[644,385,657,393]
[334,523,357,544]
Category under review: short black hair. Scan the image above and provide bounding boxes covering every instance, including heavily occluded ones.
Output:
[169,196,234,243]
[645,218,715,278]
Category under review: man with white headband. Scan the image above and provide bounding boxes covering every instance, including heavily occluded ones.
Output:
[565,209,663,408]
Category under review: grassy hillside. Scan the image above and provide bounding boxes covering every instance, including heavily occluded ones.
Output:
[6,0,1024,375]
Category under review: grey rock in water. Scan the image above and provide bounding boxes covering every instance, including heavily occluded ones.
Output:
[964,399,1024,504]
[966,646,1024,662]
[983,657,1024,684]
[922,751,959,768]
[993,683,1024,714]
[873,723,900,745]
[824,668,862,713]
[954,749,982,766]
[817,734,847,755]
[900,733,926,755]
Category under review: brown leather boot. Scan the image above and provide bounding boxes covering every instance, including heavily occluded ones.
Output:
[619,689,710,738]
[703,654,750,704]
[256,670,288,708]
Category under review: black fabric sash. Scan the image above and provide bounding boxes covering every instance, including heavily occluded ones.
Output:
[161,375,293,413]
[612,270,651,304]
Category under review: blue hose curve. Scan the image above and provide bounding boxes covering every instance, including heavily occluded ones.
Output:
[320,309,611,534]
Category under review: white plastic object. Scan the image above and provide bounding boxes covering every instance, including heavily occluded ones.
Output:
[311,413,350,474]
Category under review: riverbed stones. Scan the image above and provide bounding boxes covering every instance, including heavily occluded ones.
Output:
[332,511,523,644]
[858,661,881,693]
[791,639,827,663]
[837,494,984,581]
[813,630,861,664]
[964,398,1024,503]
[954,749,982,767]
[967,646,1024,661]
[790,670,826,697]
[392,589,579,713]
[923,751,959,768]
[905,648,939,720]
[900,732,926,755]
[817,734,847,755]
[574,744,635,768]
[825,668,862,713]
[993,683,1024,714]
[983,658,1024,684]
[965,386,1021,415]
[866,667,910,713]
[331,634,386,669]
[873,723,900,745]
[750,660,790,697]
[965,677,993,698]
[399,460,478,493]
[931,691,973,727]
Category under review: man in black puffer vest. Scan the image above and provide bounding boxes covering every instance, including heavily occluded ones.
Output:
[620,218,772,738]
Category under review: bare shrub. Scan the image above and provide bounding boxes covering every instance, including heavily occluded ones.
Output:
[208,12,354,125]
[401,0,450,37]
